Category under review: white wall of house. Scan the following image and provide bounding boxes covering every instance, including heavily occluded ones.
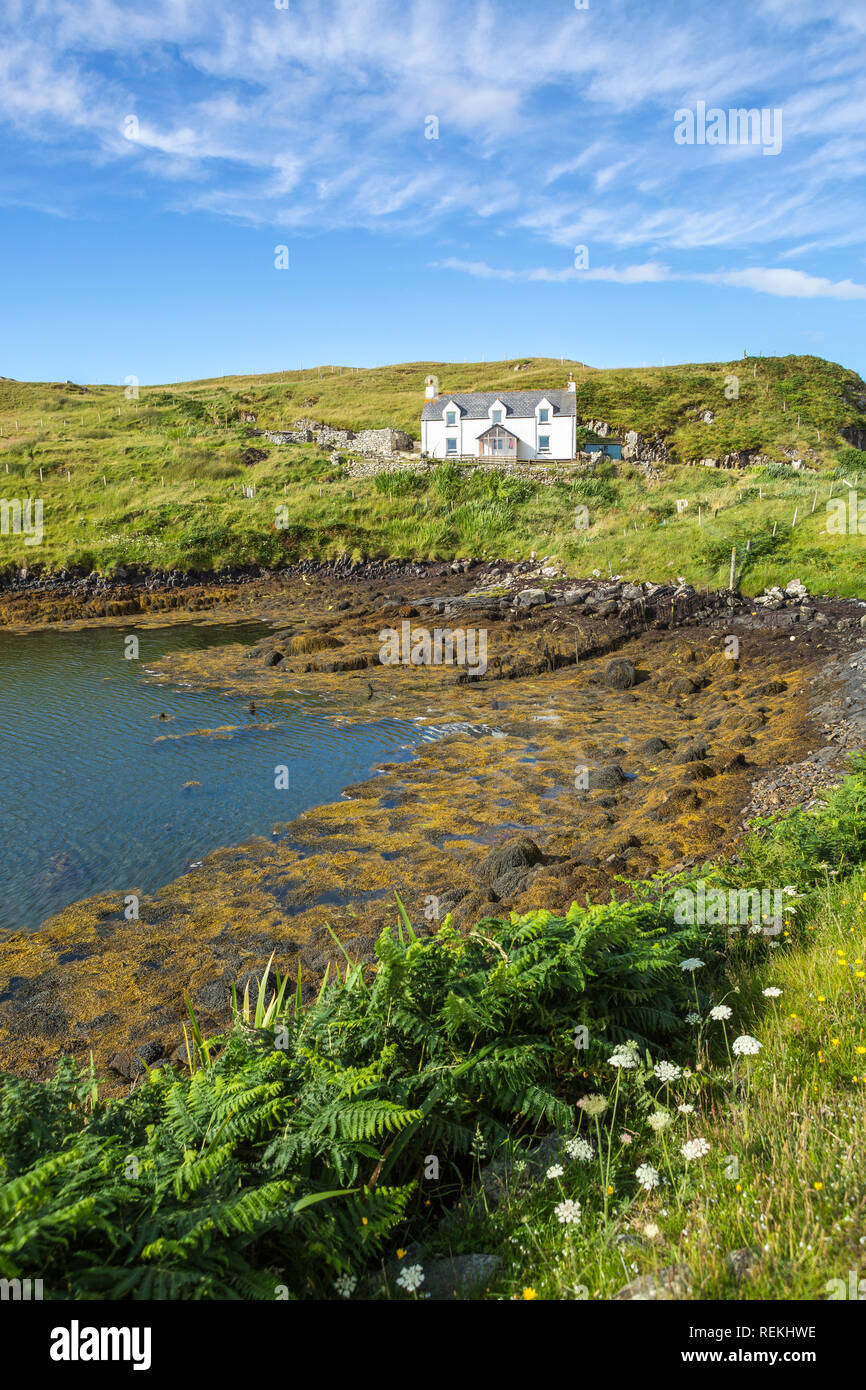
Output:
[422,398,575,460]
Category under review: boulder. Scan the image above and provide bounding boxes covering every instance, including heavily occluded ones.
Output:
[613,1263,693,1301]
[587,764,627,790]
[639,736,668,755]
[476,836,545,890]
[726,1247,761,1282]
[514,588,548,609]
[604,658,636,689]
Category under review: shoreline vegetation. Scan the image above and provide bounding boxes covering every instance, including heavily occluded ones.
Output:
[2,355,866,1301]
[1,758,865,1300]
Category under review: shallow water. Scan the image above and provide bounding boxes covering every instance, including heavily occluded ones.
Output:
[0,622,426,932]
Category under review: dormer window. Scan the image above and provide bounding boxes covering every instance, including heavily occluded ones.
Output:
[445,410,456,426]
[492,409,502,424]
[538,407,549,423]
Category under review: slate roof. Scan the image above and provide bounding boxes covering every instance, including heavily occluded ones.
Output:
[421,389,577,421]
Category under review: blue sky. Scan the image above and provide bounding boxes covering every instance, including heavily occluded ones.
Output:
[1,0,865,383]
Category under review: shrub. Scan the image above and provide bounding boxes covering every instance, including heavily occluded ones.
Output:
[0,898,703,1299]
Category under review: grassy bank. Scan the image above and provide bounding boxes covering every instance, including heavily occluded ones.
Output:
[1,356,866,595]
[2,759,865,1300]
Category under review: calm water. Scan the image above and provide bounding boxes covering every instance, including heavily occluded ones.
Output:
[0,622,426,932]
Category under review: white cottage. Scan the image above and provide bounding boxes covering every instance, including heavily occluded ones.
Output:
[421,376,578,461]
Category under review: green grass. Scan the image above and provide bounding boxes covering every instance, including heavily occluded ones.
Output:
[1,356,866,594]
[2,759,866,1300]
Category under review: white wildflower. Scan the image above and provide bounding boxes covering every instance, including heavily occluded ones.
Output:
[732,1034,762,1056]
[762,987,782,998]
[546,1164,565,1180]
[555,1198,581,1225]
[609,1040,640,1070]
[709,1005,733,1021]
[654,1061,682,1082]
[635,1163,661,1191]
[334,1272,357,1299]
[677,1103,695,1115]
[396,1264,425,1293]
[680,958,705,972]
[680,1137,711,1162]
[648,1111,672,1132]
[565,1136,594,1163]
[685,1013,701,1025]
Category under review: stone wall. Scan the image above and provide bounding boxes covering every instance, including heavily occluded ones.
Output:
[260,423,413,453]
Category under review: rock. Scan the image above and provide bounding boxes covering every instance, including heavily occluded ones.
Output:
[108,1040,165,1079]
[476,836,545,888]
[194,978,233,1013]
[561,588,587,606]
[604,658,636,690]
[587,764,627,790]
[479,1132,569,1201]
[387,1250,503,1300]
[421,1253,502,1300]
[613,1263,693,1301]
[673,741,708,764]
[726,1247,761,1281]
[587,598,619,617]
[668,676,697,697]
[489,865,533,901]
[263,650,284,667]
[639,736,668,755]
[514,588,547,609]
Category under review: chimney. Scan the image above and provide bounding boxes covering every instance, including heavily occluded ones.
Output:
[566,374,576,393]
[425,374,440,400]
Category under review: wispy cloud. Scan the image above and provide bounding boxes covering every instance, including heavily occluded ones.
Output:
[434,256,866,301]
[0,0,864,290]
[700,267,866,299]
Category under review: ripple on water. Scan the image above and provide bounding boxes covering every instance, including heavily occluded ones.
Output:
[0,622,427,933]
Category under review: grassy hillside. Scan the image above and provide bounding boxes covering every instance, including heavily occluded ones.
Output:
[1,356,866,594]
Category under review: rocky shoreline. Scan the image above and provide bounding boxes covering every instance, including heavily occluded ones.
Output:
[1,561,864,1089]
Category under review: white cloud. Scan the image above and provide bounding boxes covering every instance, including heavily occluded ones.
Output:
[0,0,864,283]
[435,256,866,300]
[700,267,866,299]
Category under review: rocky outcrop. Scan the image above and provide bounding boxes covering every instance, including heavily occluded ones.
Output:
[693,450,776,469]
[841,424,866,450]
[621,429,669,463]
